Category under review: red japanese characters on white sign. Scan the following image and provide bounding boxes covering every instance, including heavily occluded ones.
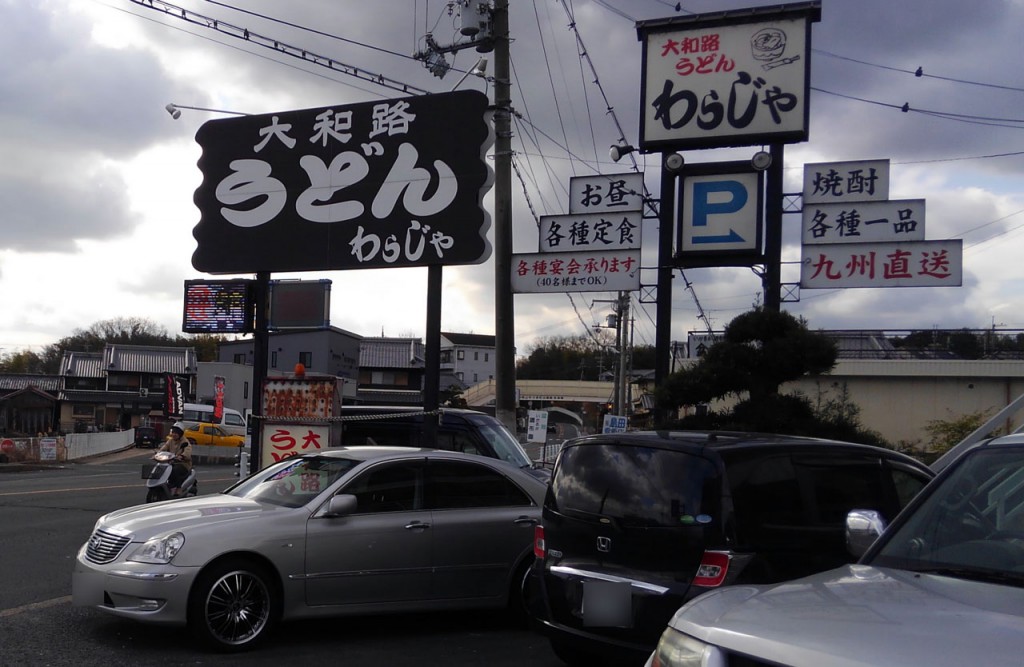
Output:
[260,424,330,469]
[800,240,962,289]
[511,250,640,294]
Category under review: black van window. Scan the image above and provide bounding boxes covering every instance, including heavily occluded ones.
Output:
[437,431,480,456]
[551,444,718,528]
[794,456,894,524]
[343,422,419,448]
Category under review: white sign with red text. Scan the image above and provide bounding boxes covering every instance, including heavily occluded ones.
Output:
[640,14,811,149]
[800,240,962,289]
[511,249,641,294]
[260,424,329,469]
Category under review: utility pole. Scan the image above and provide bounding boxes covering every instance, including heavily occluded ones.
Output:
[492,0,517,433]
[414,1,515,433]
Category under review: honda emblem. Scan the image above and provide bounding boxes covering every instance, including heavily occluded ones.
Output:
[596,536,611,553]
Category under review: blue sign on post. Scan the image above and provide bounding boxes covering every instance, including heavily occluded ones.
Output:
[602,415,628,434]
[678,162,764,258]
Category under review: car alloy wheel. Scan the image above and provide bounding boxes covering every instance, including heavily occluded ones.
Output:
[189,561,276,651]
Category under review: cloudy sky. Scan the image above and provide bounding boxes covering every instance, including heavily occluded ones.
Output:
[2,0,1023,359]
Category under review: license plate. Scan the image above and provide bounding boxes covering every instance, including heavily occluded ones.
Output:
[582,580,632,627]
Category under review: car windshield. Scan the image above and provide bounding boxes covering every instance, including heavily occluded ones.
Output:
[870,445,1024,587]
[465,413,532,468]
[225,455,360,508]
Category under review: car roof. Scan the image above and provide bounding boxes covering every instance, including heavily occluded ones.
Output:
[339,405,487,416]
[560,430,927,463]
[304,445,506,465]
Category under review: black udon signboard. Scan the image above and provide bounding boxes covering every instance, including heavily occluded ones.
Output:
[192,90,493,274]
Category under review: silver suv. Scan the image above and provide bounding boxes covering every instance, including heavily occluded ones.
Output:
[645,433,1024,667]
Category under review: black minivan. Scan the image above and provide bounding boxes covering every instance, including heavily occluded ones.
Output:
[337,406,550,481]
[524,431,934,665]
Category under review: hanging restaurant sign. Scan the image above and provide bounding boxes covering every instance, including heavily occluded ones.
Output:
[636,3,821,152]
[191,90,494,274]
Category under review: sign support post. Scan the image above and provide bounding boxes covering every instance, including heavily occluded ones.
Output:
[763,143,785,311]
[250,271,269,470]
[655,155,676,419]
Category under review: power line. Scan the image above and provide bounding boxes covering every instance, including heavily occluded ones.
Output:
[202,0,416,61]
[811,87,1024,129]
[127,0,429,96]
[815,49,1024,94]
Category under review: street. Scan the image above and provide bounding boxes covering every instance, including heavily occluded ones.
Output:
[0,450,565,666]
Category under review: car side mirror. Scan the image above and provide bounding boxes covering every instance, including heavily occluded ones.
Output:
[325,494,358,518]
[846,509,886,558]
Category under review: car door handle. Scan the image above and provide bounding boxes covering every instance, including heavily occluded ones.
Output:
[405,521,430,530]
[514,516,538,526]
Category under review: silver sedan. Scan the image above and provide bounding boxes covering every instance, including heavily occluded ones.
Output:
[73,447,546,651]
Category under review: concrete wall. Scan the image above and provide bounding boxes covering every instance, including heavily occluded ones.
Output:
[64,430,133,460]
[787,360,1024,447]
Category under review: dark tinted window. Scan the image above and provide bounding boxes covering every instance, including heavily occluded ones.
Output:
[550,444,718,527]
[342,421,421,448]
[426,460,532,509]
[343,461,422,513]
[728,452,925,552]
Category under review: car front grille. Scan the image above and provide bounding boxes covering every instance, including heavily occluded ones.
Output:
[85,529,131,564]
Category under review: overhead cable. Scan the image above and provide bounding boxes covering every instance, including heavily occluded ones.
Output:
[128,0,429,96]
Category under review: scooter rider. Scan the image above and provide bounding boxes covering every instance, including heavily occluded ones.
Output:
[156,424,193,497]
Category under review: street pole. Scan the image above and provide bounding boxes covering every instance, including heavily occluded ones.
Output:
[763,143,784,312]
[617,293,629,418]
[250,271,269,471]
[654,154,677,425]
[492,0,517,433]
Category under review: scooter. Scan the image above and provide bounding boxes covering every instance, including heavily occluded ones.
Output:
[143,450,199,503]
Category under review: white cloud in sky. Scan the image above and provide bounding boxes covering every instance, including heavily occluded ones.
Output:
[1,0,1023,359]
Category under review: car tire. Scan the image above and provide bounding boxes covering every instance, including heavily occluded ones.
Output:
[188,559,278,651]
[506,559,533,627]
[550,638,600,667]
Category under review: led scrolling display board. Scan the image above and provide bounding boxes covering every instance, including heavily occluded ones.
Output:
[182,279,255,333]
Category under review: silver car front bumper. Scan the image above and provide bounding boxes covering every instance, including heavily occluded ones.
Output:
[71,543,201,625]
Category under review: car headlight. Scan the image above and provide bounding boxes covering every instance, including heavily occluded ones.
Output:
[650,627,720,667]
[127,532,185,564]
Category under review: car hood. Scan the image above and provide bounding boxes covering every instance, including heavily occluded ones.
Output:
[98,494,291,540]
[670,564,1024,667]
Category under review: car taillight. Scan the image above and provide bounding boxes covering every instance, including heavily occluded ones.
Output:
[692,550,730,587]
[533,525,546,558]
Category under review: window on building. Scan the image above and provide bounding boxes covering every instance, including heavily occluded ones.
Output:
[457,350,465,360]
[299,351,312,367]
[233,353,246,364]
[440,350,452,364]
[485,353,489,362]
[271,351,278,368]
[243,381,249,400]
[473,373,478,383]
